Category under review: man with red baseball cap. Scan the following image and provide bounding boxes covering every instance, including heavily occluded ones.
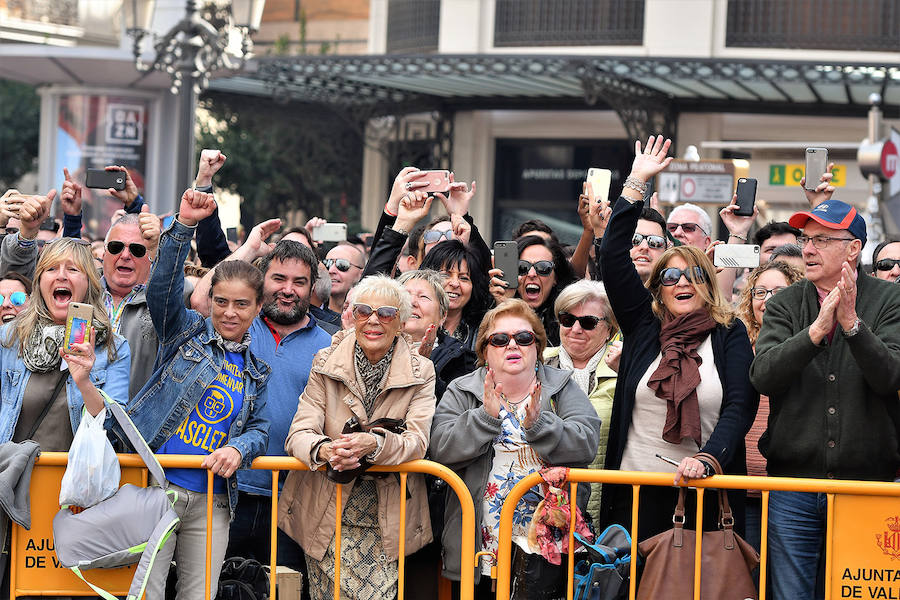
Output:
[750,199,900,598]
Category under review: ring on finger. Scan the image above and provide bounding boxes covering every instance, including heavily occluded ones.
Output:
[404,182,413,191]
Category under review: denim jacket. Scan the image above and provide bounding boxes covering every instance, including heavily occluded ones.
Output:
[115,219,270,518]
[0,323,131,444]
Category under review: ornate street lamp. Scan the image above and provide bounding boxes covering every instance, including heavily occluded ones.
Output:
[123,0,264,94]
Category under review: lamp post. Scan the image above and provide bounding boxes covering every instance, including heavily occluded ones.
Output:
[123,0,264,196]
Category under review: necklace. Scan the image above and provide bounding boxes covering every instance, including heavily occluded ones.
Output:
[497,374,538,410]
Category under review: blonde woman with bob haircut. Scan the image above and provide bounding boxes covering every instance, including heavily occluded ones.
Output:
[544,280,619,520]
[0,237,130,450]
[597,135,757,543]
[431,299,600,599]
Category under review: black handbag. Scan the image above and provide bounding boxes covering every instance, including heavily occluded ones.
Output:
[324,415,406,484]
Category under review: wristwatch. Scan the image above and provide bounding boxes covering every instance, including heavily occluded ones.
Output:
[842,318,862,337]
[193,184,214,193]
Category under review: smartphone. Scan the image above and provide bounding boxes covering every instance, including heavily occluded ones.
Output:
[85,168,126,191]
[64,302,93,350]
[714,244,761,269]
[410,170,451,194]
[586,168,612,205]
[312,222,347,243]
[493,241,519,289]
[805,148,828,191]
[656,454,679,467]
[734,177,757,217]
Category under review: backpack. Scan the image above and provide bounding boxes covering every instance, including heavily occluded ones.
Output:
[52,398,180,600]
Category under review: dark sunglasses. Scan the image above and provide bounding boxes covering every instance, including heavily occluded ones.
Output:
[0,291,27,307]
[106,240,147,258]
[518,260,554,277]
[632,233,667,249]
[423,229,454,244]
[660,266,707,286]
[875,258,900,272]
[324,258,362,272]
[666,222,707,235]
[352,303,399,322]
[558,312,606,330]
[487,330,537,348]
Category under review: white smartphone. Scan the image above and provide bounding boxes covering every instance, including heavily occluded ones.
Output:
[586,168,612,205]
[714,244,761,269]
[312,223,347,243]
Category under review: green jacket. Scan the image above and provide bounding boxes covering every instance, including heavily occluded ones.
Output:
[750,273,900,480]
[544,343,618,520]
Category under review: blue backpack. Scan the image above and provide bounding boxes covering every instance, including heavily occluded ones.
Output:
[573,524,635,600]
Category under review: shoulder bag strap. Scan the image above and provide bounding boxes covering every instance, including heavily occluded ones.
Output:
[102,393,168,487]
[695,451,736,548]
[25,369,69,440]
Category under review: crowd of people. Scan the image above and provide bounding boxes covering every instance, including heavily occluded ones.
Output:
[1,136,899,600]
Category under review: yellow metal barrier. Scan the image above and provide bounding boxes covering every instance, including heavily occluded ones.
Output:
[12,453,476,600]
[493,469,900,600]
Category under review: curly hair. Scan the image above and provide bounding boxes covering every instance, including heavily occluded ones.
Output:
[737,261,804,345]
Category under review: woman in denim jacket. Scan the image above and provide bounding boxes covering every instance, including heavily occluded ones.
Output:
[0,237,130,449]
[118,189,270,600]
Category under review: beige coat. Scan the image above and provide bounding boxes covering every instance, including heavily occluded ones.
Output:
[278,329,436,561]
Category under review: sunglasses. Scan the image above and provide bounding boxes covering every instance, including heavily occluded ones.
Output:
[660,266,707,286]
[423,229,454,244]
[324,258,362,272]
[666,222,707,235]
[352,303,399,322]
[518,260,555,277]
[0,291,27,307]
[632,233,666,249]
[558,312,606,330]
[487,330,537,348]
[875,258,900,272]
[106,240,148,258]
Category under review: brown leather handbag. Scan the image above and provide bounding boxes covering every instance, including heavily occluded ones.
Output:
[636,454,760,600]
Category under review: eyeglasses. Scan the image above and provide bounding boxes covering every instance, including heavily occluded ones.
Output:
[660,266,707,286]
[106,240,148,258]
[487,330,537,348]
[875,258,900,271]
[632,233,667,249]
[423,229,454,244]
[796,235,855,250]
[324,258,362,272]
[352,303,399,322]
[667,222,707,235]
[518,260,555,277]
[0,291,27,306]
[750,286,786,300]
[558,312,606,330]
[40,237,92,251]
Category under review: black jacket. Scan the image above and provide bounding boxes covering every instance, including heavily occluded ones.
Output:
[430,331,477,400]
[598,197,757,524]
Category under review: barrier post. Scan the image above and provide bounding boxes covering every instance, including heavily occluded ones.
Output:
[206,470,213,600]
[692,488,704,600]
[760,490,769,600]
[270,470,279,600]
[398,472,408,600]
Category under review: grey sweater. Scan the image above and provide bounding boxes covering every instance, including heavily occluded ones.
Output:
[750,273,900,480]
[430,364,601,581]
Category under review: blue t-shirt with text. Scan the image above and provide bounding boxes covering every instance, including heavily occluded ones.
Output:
[158,351,245,493]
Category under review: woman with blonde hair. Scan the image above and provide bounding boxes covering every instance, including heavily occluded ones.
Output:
[431,298,600,599]
[736,260,803,552]
[597,135,757,541]
[0,237,130,449]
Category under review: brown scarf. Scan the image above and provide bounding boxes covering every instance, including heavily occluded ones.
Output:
[647,309,717,448]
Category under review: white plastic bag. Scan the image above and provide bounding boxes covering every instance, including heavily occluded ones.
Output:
[59,407,121,508]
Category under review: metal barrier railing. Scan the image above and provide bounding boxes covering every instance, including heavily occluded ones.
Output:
[493,469,900,600]
[11,453,476,600]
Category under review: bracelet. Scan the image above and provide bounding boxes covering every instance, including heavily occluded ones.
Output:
[193,184,213,193]
[384,204,397,218]
[728,233,747,241]
[623,177,647,195]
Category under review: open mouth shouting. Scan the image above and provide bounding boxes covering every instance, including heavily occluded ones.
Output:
[522,282,542,304]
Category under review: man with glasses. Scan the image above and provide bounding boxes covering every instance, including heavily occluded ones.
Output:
[324,243,365,313]
[870,237,900,282]
[666,203,712,249]
[591,205,668,284]
[750,199,900,599]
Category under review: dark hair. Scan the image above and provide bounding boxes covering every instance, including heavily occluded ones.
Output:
[1,271,32,295]
[417,216,452,261]
[401,223,427,258]
[753,221,801,247]
[640,207,667,236]
[516,235,576,309]
[420,239,491,325]
[257,240,319,288]
[769,243,802,261]
[281,226,314,248]
[871,237,900,272]
[513,219,558,243]
[209,260,264,304]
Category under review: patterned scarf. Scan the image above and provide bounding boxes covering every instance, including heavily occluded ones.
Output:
[354,342,395,416]
[213,330,251,353]
[557,344,607,397]
[103,284,145,334]
[23,320,109,373]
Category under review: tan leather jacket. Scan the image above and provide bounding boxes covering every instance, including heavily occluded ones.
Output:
[278,329,436,561]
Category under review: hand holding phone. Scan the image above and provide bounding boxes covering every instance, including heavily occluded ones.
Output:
[804,148,828,191]
[409,170,451,194]
[65,302,93,352]
[734,177,757,217]
[312,223,347,243]
[85,168,126,191]
[493,241,518,289]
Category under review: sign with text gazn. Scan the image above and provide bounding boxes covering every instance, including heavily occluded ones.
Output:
[769,163,846,187]
[832,495,900,599]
